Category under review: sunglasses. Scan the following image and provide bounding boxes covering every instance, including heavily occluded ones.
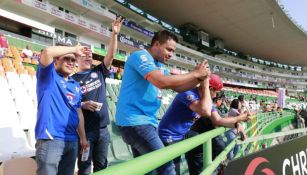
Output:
[62,56,76,63]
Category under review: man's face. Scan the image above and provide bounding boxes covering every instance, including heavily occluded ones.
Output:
[77,53,93,71]
[55,54,76,76]
[155,39,176,63]
[216,98,223,107]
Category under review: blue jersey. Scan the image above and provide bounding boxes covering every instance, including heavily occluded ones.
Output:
[72,63,110,132]
[115,50,167,127]
[35,63,82,141]
[158,88,216,142]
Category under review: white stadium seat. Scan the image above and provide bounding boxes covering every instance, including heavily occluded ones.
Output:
[0,127,35,162]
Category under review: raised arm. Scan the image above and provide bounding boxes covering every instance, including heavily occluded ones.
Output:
[40,45,90,67]
[147,60,210,92]
[104,17,123,68]
[188,78,212,117]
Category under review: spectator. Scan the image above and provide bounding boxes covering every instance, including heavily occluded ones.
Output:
[238,95,250,114]
[158,74,248,175]
[33,52,40,60]
[119,66,124,76]
[22,45,33,58]
[225,99,245,160]
[109,65,115,79]
[35,45,90,175]
[0,34,8,58]
[72,17,123,175]
[299,109,307,127]
[277,106,283,113]
[265,104,272,112]
[158,74,212,175]
[115,30,210,175]
[115,68,122,80]
[224,99,252,160]
[209,92,228,160]
[184,78,250,175]
[218,95,229,115]
[33,49,44,60]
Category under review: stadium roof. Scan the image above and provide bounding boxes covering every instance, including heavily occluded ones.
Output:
[128,0,307,66]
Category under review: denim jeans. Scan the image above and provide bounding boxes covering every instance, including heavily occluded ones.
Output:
[225,129,240,160]
[185,130,226,175]
[212,135,226,159]
[78,127,110,175]
[35,139,78,175]
[163,139,182,175]
[185,130,203,175]
[119,124,176,175]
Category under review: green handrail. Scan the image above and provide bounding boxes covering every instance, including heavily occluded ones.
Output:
[92,112,295,175]
[93,127,228,175]
[203,139,212,168]
[235,112,294,158]
[200,139,236,175]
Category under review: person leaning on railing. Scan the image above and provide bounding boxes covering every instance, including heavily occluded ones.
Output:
[158,74,251,175]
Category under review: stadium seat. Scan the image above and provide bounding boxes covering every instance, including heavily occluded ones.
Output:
[0,157,36,175]
[107,98,116,121]
[22,58,31,63]
[111,84,119,96]
[107,122,132,162]
[10,46,22,61]
[106,83,117,102]
[6,71,36,130]
[31,59,39,65]
[0,74,35,161]
[0,76,19,127]
[0,127,35,162]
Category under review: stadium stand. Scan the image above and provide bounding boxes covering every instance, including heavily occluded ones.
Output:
[0,0,306,174]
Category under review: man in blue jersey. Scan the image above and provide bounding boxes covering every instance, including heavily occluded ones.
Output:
[35,45,89,175]
[72,17,123,175]
[115,30,210,175]
[158,74,249,175]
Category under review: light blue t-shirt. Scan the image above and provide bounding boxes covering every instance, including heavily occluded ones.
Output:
[115,50,167,127]
[35,63,82,141]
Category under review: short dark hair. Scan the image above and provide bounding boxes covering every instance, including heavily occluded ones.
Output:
[151,30,178,46]
[213,91,225,102]
[238,95,244,102]
[230,99,240,109]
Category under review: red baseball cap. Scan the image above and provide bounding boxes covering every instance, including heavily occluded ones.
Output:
[209,74,223,91]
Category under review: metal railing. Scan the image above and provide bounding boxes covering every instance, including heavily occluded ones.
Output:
[92,111,295,175]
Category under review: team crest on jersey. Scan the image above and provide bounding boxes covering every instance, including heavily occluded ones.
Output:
[81,86,87,94]
[90,72,98,79]
[140,55,148,62]
[187,95,194,101]
[66,92,75,103]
